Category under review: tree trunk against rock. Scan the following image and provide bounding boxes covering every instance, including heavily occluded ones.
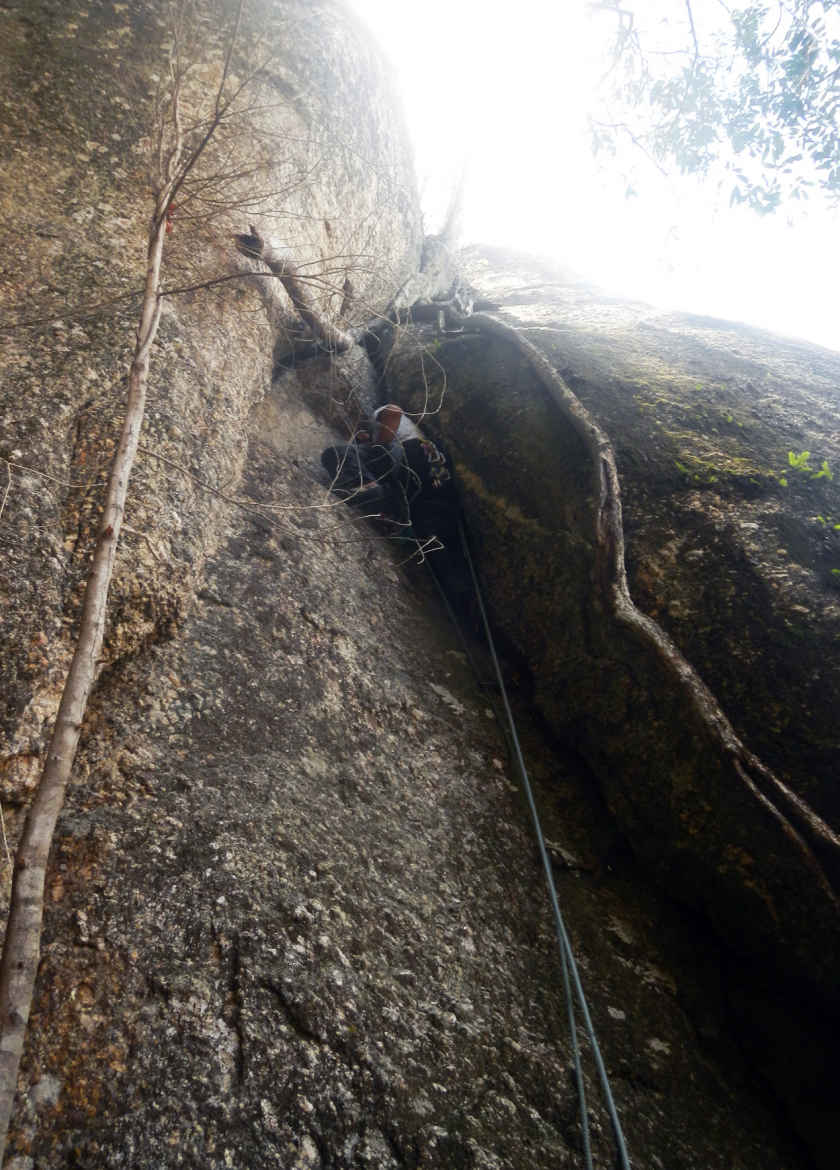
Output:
[0,199,169,1156]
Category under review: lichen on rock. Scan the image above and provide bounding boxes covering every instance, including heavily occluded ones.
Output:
[389,245,840,1166]
[0,2,835,1168]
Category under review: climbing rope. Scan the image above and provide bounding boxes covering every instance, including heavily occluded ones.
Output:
[430,522,632,1170]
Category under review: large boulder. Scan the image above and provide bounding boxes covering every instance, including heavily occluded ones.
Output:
[0,0,422,801]
[2,373,813,1170]
[390,246,840,1164]
[0,3,831,1167]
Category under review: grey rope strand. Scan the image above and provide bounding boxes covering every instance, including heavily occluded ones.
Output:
[428,561,591,1165]
[425,559,591,1168]
[458,521,631,1170]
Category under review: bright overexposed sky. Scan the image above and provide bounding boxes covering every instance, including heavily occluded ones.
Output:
[350,0,840,353]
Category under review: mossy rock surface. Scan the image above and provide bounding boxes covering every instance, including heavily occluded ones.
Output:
[461,248,840,819]
[391,248,840,1013]
[389,262,840,1161]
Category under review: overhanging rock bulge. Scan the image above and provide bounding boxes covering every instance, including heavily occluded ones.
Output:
[1,0,839,1166]
[385,250,840,1157]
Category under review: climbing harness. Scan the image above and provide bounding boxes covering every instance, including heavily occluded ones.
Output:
[428,522,632,1170]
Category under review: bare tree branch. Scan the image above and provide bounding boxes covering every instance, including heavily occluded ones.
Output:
[235,226,362,351]
[0,8,194,1149]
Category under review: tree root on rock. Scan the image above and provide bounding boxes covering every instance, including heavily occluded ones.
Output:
[459,308,840,907]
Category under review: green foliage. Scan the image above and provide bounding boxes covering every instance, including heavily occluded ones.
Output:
[787,451,834,480]
[591,0,840,211]
[814,459,834,481]
[789,449,813,471]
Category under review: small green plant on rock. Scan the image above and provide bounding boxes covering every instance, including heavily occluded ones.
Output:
[790,451,837,479]
[781,452,834,485]
[813,460,834,481]
[789,450,813,472]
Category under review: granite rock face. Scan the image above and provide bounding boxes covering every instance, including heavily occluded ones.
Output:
[0,0,422,805]
[463,248,840,818]
[0,2,831,1168]
[4,377,812,1170]
[390,245,840,1166]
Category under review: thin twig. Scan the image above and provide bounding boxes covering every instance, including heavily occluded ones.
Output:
[121,524,166,564]
[135,444,403,544]
[684,0,701,61]
[0,464,11,528]
[0,289,144,333]
[215,0,245,119]
[0,456,107,492]
[0,806,12,889]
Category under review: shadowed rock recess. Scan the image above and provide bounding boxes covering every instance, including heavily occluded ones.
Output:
[390,247,840,1169]
[0,0,837,1168]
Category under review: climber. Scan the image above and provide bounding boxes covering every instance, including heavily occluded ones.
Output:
[320,404,451,515]
[321,405,471,603]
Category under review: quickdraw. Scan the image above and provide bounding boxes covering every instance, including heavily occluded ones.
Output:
[420,439,451,489]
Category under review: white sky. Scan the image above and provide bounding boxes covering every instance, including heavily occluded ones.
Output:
[349,0,840,353]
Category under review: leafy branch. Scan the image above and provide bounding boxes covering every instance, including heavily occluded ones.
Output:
[591,0,840,211]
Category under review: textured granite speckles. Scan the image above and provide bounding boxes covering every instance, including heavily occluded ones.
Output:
[8,378,809,1168]
[0,3,825,1166]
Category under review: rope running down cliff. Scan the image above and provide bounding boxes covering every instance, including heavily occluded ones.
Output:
[427,544,631,1170]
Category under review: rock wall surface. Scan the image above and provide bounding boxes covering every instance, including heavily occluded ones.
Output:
[1,377,812,1169]
[0,0,422,809]
[0,1,831,1168]
[390,245,840,1167]
[461,248,840,817]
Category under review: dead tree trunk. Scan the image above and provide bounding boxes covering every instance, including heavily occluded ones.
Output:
[0,198,171,1160]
